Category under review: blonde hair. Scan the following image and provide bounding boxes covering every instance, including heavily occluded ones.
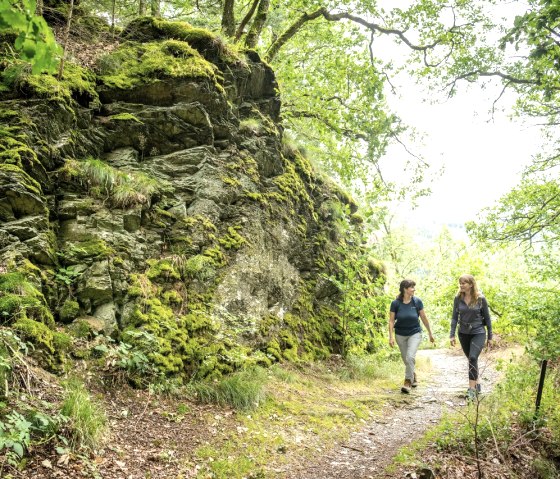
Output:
[458,274,480,306]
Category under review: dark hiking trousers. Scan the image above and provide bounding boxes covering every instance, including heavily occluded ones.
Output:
[458,332,486,381]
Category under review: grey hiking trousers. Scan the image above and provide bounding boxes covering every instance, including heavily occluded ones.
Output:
[395,331,422,381]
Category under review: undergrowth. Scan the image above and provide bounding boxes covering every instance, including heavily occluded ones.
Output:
[393,354,560,478]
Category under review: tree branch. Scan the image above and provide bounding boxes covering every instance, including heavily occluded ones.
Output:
[265,7,465,63]
[234,0,260,42]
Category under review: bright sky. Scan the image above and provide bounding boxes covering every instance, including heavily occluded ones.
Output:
[381,86,542,232]
[374,0,543,235]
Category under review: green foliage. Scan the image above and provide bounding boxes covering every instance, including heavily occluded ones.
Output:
[428,356,560,473]
[187,367,268,411]
[468,179,560,245]
[0,410,31,464]
[0,0,61,74]
[60,379,107,450]
[96,333,163,388]
[54,266,82,286]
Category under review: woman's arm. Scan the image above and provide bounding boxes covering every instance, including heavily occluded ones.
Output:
[450,296,459,346]
[419,309,435,343]
[388,311,396,347]
[481,297,493,342]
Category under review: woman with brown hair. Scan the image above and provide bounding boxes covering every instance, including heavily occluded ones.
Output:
[450,274,493,400]
[389,279,435,394]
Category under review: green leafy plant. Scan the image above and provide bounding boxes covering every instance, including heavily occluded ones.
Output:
[0,0,61,74]
[54,267,83,286]
[97,332,163,387]
[0,411,31,465]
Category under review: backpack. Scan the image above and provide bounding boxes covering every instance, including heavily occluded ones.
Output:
[395,296,420,318]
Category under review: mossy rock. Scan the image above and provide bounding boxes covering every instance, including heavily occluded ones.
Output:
[0,272,54,327]
[97,41,218,91]
[1,61,98,107]
[11,317,67,371]
[121,17,241,65]
[59,299,80,323]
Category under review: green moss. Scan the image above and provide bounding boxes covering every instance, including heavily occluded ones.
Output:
[183,254,216,281]
[11,317,65,371]
[0,163,43,196]
[108,113,143,123]
[183,215,217,232]
[63,238,114,263]
[127,273,155,298]
[218,226,246,250]
[0,272,54,327]
[226,153,260,182]
[162,289,183,306]
[12,317,54,353]
[202,247,226,267]
[273,161,316,223]
[97,41,217,90]
[146,258,181,282]
[66,319,95,339]
[221,176,241,188]
[59,299,80,322]
[121,17,243,65]
[52,331,72,352]
[1,60,98,106]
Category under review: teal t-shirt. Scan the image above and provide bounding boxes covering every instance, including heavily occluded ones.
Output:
[390,297,423,336]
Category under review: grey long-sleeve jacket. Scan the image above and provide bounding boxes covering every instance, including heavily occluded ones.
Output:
[450,295,492,340]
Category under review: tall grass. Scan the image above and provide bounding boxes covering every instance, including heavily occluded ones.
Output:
[60,379,107,451]
[336,353,403,381]
[60,157,168,208]
[188,367,268,411]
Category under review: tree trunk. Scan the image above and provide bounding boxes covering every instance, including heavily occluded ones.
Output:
[244,0,269,49]
[151,0,160,17]
[57,0,74,81]
[235,0,259,41]
[111,0,116,35]
[139,0,146,16]
[221,0,235,37]
[36,0,43,15]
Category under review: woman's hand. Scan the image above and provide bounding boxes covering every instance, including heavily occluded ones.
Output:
[486,339,493,350]
[450,337,456,347]
[428,334,435,344]
[389,337,395,348]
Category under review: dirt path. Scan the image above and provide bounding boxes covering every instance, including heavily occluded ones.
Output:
[14,347,519,479]
[287,347,514,479]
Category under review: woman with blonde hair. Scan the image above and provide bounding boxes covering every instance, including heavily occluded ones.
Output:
[449,274,492,400]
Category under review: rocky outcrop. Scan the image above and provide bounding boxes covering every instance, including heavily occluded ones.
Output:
[0,17,382,378]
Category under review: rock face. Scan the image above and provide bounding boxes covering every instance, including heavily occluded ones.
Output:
[0,18,382,378]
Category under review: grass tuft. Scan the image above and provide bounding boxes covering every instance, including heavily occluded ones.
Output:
[188,367,267,411]
[60,379,107,451]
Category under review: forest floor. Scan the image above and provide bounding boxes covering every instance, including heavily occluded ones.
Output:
[5,345,525,479]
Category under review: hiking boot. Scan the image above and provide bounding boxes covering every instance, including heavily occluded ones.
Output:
[466,388,477,401]
[411,373,418,388]
[401,379,412,394]
[476,383,481,394]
